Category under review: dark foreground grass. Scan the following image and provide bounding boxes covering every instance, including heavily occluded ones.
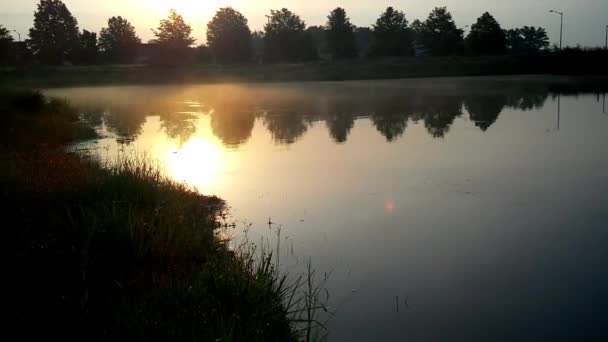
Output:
[1,90,314,341]
[0,89,97,149]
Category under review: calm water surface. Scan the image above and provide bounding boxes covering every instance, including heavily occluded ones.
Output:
[47,79,608,340]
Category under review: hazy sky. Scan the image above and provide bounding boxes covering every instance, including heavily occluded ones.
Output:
[2,0,607,46]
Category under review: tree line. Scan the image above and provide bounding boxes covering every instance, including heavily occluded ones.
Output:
[0,0,572,66]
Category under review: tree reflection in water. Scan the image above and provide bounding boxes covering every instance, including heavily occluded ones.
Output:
[57,81,577,147]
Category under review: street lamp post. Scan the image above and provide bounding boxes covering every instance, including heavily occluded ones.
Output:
[605,25,607,50]
[549,10,563,50]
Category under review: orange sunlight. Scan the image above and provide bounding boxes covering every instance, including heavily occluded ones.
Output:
[165,137,225,193]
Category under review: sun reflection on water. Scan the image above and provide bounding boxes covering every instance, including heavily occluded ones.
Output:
[164,137,224,193]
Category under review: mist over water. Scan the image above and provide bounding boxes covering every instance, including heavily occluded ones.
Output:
[48,79,608,340]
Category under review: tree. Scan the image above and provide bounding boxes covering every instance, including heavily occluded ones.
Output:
[307,25,326,57]
[263,8,317,63]
[150,9,196,65]
[71,30,98,64]
[99,16,141,63]
[196,44,213,64]
[28,0,80,64]
[206,7,252,64]
[370,7,412,57]
[151,9,195,48]
[0,25,14,65]
[354,27,373,57]
[418,7,464,56]
[251,31,264,63]
[506,26,549,54]
[466,12,507,55]
[325,7,357,60]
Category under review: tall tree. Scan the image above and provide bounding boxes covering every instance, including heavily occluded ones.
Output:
[74,29,98,64]
[325,7,357,60]
[28,0,80,64]
[150,9,195,64]
[206,7,252,64]
[466,12,507,55]
[506,26,549,54]
[151,9,195,48]
[306,26,327,57]
[370,7,412,57]
[354,27,373,57]
[410,19,423,41]
[99,16,141,63]
[0,25,14,65]
[418,7,464,56]
[251,31,265,63]
[263,8,317,63]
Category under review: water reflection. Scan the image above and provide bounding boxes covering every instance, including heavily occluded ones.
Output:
[159,111,198,146]
[48,80,608,341]
[464,94,507,131]
[55,80,597,148]
[166,137,224,190]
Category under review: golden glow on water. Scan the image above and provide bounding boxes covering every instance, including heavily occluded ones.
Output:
[164,137,225,193]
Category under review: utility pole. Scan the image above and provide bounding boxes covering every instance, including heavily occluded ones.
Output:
[549,10,564,50]
[605,25,607,50]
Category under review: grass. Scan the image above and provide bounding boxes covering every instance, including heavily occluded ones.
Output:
[0,89,98,149]
[1,90,328,341]
[2,52,607,88]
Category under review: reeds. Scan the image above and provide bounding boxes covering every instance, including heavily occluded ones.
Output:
[2,90,330,341]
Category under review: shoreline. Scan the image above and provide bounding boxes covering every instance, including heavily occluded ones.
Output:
[3,55,608,88]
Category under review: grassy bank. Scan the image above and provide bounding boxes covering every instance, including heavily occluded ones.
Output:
[1,90,312,341]
[2,53,608,88]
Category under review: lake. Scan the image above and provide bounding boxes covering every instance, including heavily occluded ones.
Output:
[47,78,608,340]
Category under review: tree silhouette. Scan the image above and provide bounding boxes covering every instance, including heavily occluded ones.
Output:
[370,95,413,142]
[28,0,80,64]
[263,111,309,144]
[306,26,327,57]
[152,9,195,48]
[74,30,98,64]
[263,8,317,63]
[150,9,195,64]
[418,7,464,56]
[196,44,213,64]
[466,12,507,55]
[372,112,408,142]
[99,16,141,63]
[506,26,549,55]
[325,8,357,60]
[210,106,256,147]
[0,25,14,65]
[410,19,423,39]
[354,27,373,57]
[206,7,252,64]
[411,94,463,138]
[464,94,507,131]
[159,112,198,146]
[370,7,413,57]
[251,31,265,63]
[326,112,354,143]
